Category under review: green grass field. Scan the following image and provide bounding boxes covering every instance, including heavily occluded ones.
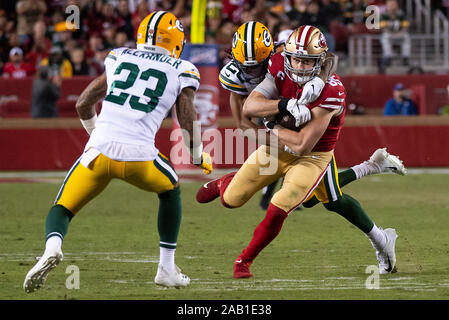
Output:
[1,171,449,300]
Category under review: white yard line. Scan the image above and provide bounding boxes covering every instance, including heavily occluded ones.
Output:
[3,251,446,292]
[106,277,449,292]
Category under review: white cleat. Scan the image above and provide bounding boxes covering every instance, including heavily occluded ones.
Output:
[376,228,398,274]
[369,148,407,176]
[154,264,190,288]
[23,251,63,293]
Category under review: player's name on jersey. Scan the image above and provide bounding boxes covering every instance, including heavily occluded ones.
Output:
[121,48,182,69]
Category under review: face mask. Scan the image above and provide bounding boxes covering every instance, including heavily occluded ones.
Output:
[234,58,269,79]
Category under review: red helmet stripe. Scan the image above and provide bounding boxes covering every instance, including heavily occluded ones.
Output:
[296,26,306,46]
[297,25,313,49]
[303,26,314,48]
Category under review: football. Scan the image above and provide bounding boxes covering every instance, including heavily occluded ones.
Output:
[275,113,302,132]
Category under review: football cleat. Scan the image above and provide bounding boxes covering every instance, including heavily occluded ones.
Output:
[369,148,407,176]
[233,256,253,278]
[23,250,63,293]
[196,178,221,203]
[154,264,190,288]
[376,228,398,274]
[196,171,237,204]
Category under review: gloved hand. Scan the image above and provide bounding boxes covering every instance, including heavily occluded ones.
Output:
[195,152,213,175]
[298,77,325,105]
[283,99,311,127]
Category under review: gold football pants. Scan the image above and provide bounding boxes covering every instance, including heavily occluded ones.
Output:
[54,153,178,215]
[222,145,334,213]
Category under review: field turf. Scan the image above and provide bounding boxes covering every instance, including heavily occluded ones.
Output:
[1,171,449,300]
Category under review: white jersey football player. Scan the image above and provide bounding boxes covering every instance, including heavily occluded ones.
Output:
[23,11,212,292]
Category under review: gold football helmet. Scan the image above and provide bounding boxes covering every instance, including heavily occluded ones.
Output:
[136,11,185,59]
[231,21,273,78]
[283,25,328,84]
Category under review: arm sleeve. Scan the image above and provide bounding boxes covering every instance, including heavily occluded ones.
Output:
[253,73,279,99]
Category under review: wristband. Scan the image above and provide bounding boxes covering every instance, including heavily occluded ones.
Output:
[278,99,289,114]
[191,143,203,165]
[80,114,97,135]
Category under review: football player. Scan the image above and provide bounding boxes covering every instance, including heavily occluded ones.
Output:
[218,22,405,211]
[198,25,404,278]
[220,21,339,210]
[23,11,212,292]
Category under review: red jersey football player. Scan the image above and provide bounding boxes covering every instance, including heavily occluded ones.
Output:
[198,26,399,279]
[2,47,36,79]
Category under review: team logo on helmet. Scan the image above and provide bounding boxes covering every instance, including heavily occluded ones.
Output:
[262,29,272,47]
[318,33,327,48]
[175,19,184,32]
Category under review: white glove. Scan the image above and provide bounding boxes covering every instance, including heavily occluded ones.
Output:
[298,77,325,105]
[285,99,311,127]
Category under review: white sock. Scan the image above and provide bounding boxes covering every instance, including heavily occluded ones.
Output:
[159,247,176,273]
[365,224,387,252]
[351,162,379,180]
[43,236,62,256]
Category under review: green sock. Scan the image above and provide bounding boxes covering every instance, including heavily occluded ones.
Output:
[324,193,374,233]
[338,169,357,188]
[45,204,73,242]
[158,186,182,249]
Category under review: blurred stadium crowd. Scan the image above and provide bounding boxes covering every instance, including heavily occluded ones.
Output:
[1,0,448,80]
